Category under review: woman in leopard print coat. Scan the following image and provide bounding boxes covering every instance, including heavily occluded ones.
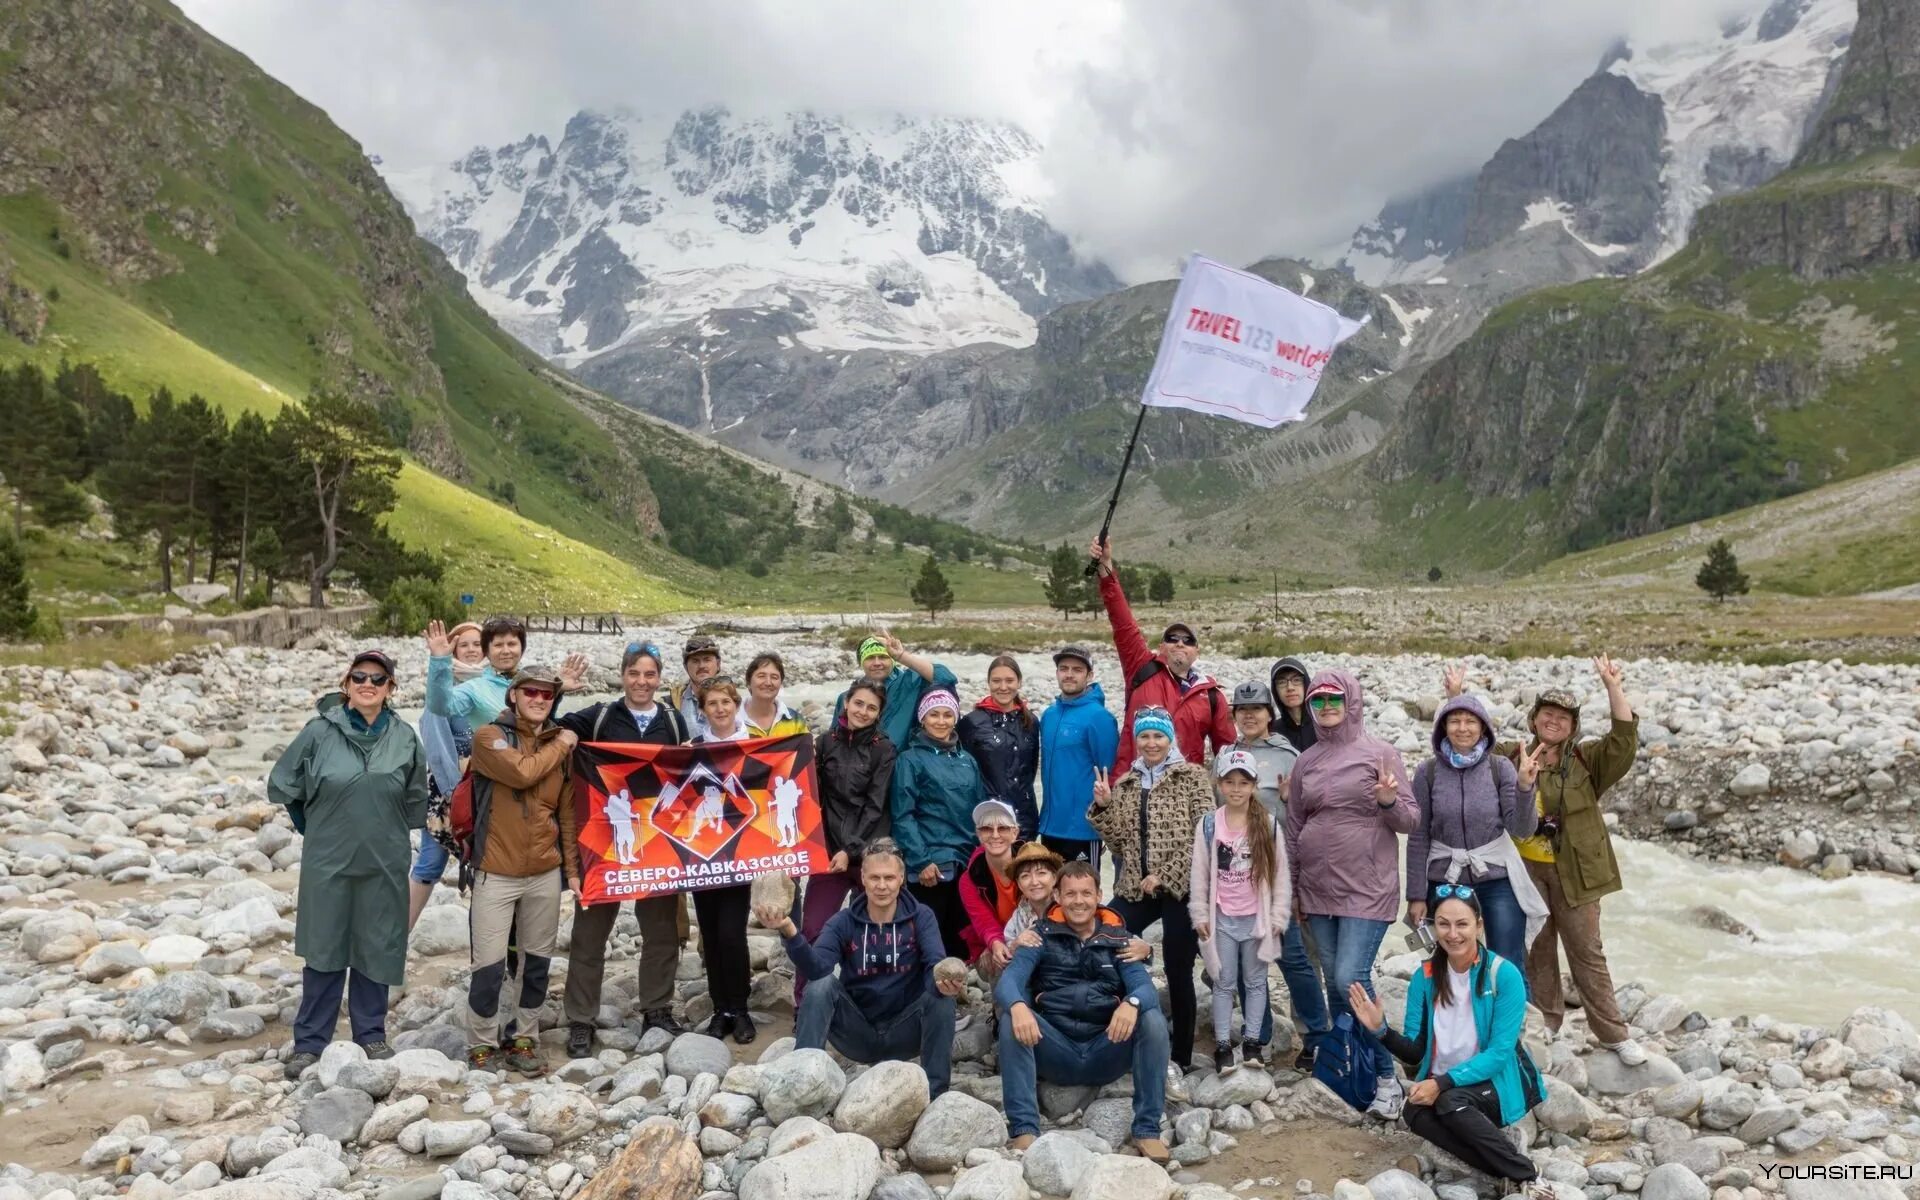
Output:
[1087,706,1217,1071]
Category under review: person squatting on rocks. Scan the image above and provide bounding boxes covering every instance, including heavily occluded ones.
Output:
[1469,656,1651,1066]
[763,838,964,1096]
[461,663,580,1074]
[1405,687,1548,973]
[689,676,760,1045]
[835,631,957,752]
[996,861,1173,1165]
[1035,643,1119,868]
[1348,887,1551,1198]
[1225,678,1328,1067]
[956,799,1025,980]
[411,620,481,928]
[1190,748,1292,1075]
[1087,705,1217,1079]
[958,654,1041,839]
[798,677,896,1005]
[555,641,692,1056]
[1089,537,1235,775]
[1286,668,1420,1119]
[890,688,987,960]
[270,649,428,1080]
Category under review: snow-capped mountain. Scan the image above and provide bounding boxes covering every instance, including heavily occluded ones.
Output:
[1343,0,1854,285]
[389,108,1119,364]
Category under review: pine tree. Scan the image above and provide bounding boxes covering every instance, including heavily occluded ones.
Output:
[1148,568,1175,604]
[1695,538,1750,602]
[100,388,194,593]
[0,530,37,639]
[1043,543,1089,618]
[909,555,954,620]
[276,391,401,608]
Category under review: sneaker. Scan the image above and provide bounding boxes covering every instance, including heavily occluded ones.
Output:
[731,1010,757,1045]
[567,1023,594,1059]
[1239,1038,1260,1070]
[1133,1137,1171,1165]
[503,1035,543,1075]
[1213,1042,1235,1073]
[358,1040,394,1060]
[1164,1062,1190,1102]
[283,1051,319,1082]
[1366,1077,1406,1121]
[466,1044,497,1072]
[1606,1038,1649,1067]
[643,1007,685,1037]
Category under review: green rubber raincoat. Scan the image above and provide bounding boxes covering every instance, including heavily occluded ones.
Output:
[268,693,428,984]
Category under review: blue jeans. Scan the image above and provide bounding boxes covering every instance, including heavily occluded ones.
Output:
[1425,875,1526,971]
[410,834,449,885]
[1249,920,1333,1051]
[1305,914,1393,1081]
[795,976,957,1096]
[998,1007,1169,1140]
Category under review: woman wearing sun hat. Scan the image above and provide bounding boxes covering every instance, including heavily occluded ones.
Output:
[890,688,984,958]
[270,649,428,1081]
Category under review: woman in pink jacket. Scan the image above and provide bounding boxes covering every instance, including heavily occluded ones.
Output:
[1286,669,1420,1118]
[1190,749,1291,1074]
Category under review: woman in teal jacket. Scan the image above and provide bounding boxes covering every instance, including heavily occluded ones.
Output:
[891,689,985,959]
[1348,887,1547,1194]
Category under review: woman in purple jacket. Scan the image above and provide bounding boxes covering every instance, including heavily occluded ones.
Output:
[1286,668,1419,1119]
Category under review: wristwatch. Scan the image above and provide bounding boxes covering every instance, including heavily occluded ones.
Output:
[1125,996,1141,1008]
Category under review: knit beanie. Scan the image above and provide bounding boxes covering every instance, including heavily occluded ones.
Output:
[1133,707,1175,740]
[916,689,959,722]
[858,636,891,663]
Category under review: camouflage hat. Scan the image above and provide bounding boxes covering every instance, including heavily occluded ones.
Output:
[1529,687,1583,736]
[509,663,563,692]
[682,634,720,664]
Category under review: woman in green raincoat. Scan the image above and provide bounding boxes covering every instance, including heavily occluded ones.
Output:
[270,649,428,1080]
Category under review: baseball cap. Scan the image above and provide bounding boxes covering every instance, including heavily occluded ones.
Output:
[972,799,1020,829]
[1052,644,1094,668]
[1215,749,1260,780]
[1161,622,1197,644]
[347,649,397,676]
[1231,681,1274,710]
[1305,680,1346,701]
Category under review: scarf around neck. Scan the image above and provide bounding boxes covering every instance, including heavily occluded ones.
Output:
[1444,739,1490,769]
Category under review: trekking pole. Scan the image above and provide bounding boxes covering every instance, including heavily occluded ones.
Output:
[1086,404,1148,577]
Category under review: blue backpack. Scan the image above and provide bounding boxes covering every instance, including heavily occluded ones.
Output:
[1313,1013,1385,1111]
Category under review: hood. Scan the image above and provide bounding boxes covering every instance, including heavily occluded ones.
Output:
[1430,694,1495,759]
[1052,682,1107,710]
[318,691,391,727]
[908,728,961,753]
[1306,669,1368,745]
[1269,657,1311,697]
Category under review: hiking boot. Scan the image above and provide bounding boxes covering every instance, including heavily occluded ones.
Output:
[283,1051,319,1082]
[1213,1042,1235,1074]
[358,1040,394,1060]
[1133,1137,1171,1165]
[1007,1134,1036,1153]
[504,1036,544,1075]
[731,1010,757,1045]
[567,1023,594,1059]
[1366,1077,1406,1121]
[643,1008,685,1037]
[466,1044,497,1072]
[1293,1045,1317,1071]
[1606,1038,1649,1066]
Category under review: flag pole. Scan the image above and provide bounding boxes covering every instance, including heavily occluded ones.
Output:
[1086,403,1149,576]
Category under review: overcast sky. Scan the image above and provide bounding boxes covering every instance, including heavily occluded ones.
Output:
[181,0,1751,280]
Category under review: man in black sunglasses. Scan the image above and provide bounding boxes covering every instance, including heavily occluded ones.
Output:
[1088,537,1235,776]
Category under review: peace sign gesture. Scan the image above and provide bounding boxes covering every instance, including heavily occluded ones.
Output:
[1441,662,1466,699]
[1593,655,1625,691]
[1374,757,1401,808]
[1091,766,1112,808]
[423,619,452,658]
[1515,740,1547,789]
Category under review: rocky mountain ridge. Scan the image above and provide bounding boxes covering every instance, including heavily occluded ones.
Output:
[391,108,1120,364]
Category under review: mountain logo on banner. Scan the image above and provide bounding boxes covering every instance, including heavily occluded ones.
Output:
[648,764,757,860]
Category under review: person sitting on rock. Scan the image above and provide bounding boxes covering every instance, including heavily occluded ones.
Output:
[1450,656,1648,1066]
[995,860,1172,1165]
[760,838,964,1096]
[270,649,427,1080]
[1347,886,1549,1198]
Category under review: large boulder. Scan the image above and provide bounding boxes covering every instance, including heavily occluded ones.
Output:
[1190,1066,1272,1109]
[1069,1156,1171,1200]
[665,1032,733,1080]
[833,1060,929,1148]
[760,1049,847,1123]
[739,1132,881,1200]
[298,1088,375,1143]
[906,1091,1007,1171]
[1584,1049,1686,1095]
[527,1090,599,1145]
[577,1120,701,1200]
[130,972,230,1025]
[1022,1132,1098,1198]
[410,905,470,956]
[1639,1163,1709,1200]
[22,912,100,963]
[948,1161,1029,1200]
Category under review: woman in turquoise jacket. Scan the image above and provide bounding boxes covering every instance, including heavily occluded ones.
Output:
[1348,887,1547,1195]
[891,689,985,959]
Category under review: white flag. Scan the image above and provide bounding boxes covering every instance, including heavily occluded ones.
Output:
[1139,254,1367,428]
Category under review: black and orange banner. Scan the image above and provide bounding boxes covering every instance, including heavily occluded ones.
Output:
[573,734,827,904]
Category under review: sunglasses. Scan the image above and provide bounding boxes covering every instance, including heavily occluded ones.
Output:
[1163,633,1197,646]
[348,671,390,686]
[625,641,663,660]
[517,686,557,702]
[1434,883,1476,900]
[1307,694,1345,709]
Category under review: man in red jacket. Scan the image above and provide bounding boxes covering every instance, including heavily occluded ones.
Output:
[1089,537,1236,776]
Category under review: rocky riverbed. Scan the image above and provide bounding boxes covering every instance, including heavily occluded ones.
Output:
[2,623,1917,1200]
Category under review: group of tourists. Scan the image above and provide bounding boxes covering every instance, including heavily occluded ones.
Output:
[268,536,1645,1194]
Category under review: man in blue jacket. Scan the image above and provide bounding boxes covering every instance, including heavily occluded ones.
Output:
[995,861,1171,1164]
[760,839,965,1095]
[1037,645,1120,867]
